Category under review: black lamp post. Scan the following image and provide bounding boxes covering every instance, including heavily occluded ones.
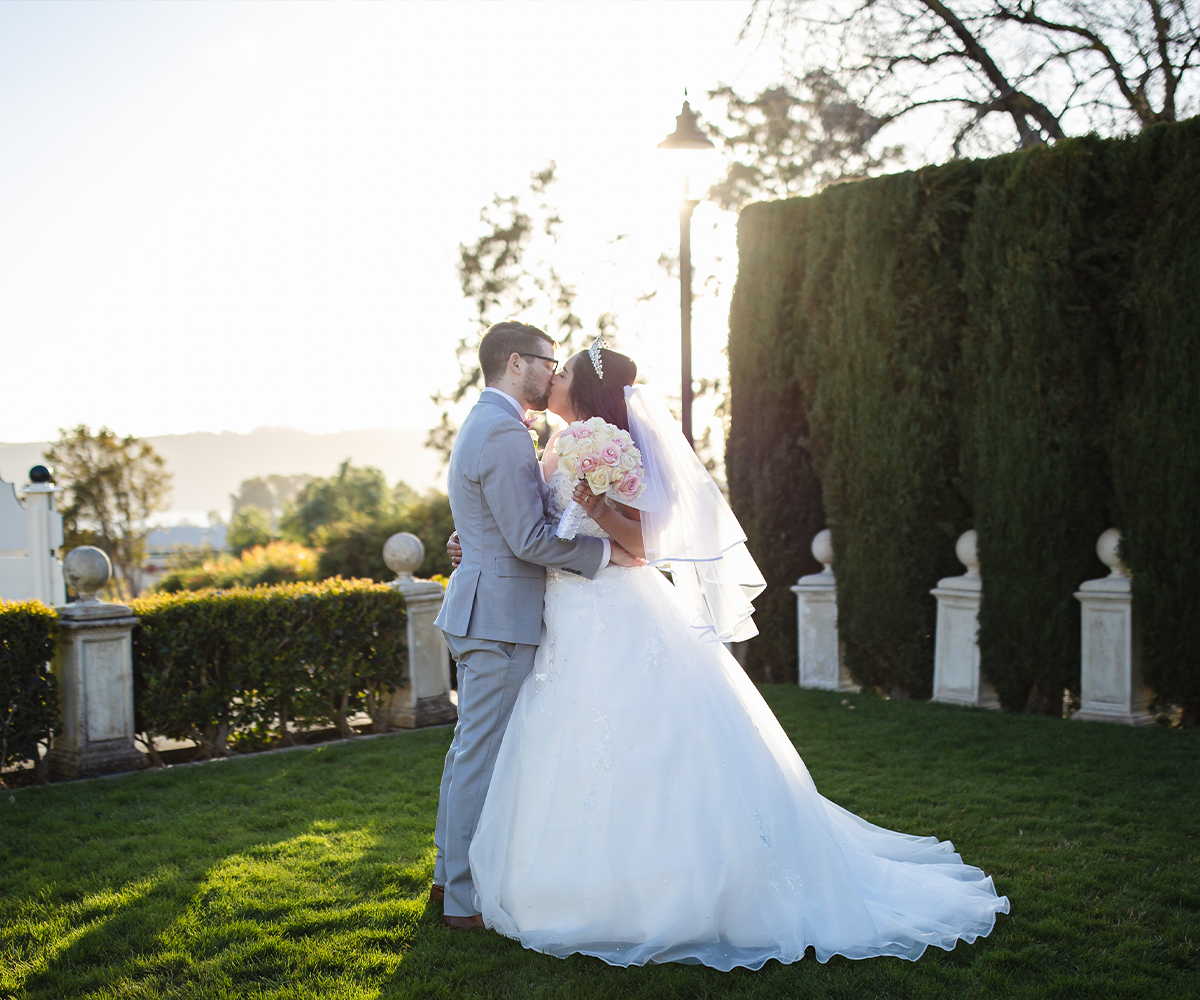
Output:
[658,98,715,449]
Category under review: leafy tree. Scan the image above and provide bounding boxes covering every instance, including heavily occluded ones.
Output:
[316,490,455,583]
[227,507,275,555]
[279,461,393,547]
[391,480,419,508]
[430,162,614,460]
[45,426,172,599]
[745,0,1200,156]
[707,71,904,209]
[230,474,312,524]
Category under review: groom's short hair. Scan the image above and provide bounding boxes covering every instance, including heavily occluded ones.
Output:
[479,322,556,385]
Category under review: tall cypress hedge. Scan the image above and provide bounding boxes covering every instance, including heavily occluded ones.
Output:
[728,117,1200,719]
[726,202,827,682]
[1107,122,1200,725]
[961,140,1122,712]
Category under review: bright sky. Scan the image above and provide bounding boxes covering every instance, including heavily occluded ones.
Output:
[1,0,789,443]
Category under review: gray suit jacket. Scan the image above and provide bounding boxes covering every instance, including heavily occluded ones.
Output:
[434,394,604,645]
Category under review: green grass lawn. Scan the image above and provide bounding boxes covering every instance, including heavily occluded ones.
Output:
[1,686,1196,999]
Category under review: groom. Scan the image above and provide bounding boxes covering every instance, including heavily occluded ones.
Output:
[432,321,642,928]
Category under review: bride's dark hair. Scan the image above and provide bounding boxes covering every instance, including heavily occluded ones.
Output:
[569,348,637,430]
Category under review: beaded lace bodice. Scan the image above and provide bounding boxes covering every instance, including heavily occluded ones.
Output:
[546,469,610,540]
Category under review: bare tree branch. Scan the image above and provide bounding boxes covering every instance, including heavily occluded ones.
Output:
[923,0,1065,142]
[994,2,1158,123]
[744,0,1200,159]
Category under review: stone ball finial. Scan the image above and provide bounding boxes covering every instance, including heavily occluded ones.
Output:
[64,546,112,603]
[383,532,425,580]
[29,465,53,484]
[811,529,833,572]
[1097,528,1127,577]
[956,530,980,577]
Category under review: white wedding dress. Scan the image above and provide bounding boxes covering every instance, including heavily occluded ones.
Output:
[468,469,1009,970]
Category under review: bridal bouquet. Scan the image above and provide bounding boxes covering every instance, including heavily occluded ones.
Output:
[554,417,646,540]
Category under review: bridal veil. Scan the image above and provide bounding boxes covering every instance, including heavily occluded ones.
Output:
[624,385,766,643]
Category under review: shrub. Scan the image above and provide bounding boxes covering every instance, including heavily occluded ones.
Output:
[155,540,318,593]
[0,601,58,781]
[131,579,407,757]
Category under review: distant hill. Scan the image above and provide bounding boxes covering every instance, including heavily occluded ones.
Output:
[0,427,446,519]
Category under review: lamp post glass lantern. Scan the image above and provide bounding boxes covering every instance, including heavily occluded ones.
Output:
[658,97,717,449]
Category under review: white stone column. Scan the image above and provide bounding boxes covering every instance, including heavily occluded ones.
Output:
[378,533,457,729]
[1074,529,1153,725]
[22,466,66,609]
[48,546,147,778]
[791,529,857,691]
[931,530,999,708]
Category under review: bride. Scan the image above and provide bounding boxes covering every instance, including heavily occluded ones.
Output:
[461,341,1009,970]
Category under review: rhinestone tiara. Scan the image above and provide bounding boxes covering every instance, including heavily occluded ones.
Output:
[588,335,608,380]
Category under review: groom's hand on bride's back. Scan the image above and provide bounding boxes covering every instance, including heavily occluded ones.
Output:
[446,529,642,569]
[608,542,645,568]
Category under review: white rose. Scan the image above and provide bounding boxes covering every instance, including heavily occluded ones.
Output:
[586,468,611,494]
[556,433,579,458]
[619,451,637,472]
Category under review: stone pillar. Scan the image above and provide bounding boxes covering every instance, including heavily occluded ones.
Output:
[1074,529,1153,725]
[377,533,457,729]
[23,466,66,609]
[48,546,147,778]
[791,530,856,691]
[931,530,999,708]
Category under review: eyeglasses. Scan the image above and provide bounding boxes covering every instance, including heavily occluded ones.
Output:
[521,353,561,374]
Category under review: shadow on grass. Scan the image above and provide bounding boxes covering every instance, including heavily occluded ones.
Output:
[372,689,1199,1000]
[380,903,1008,1000]
[4,730,451,999]
[3,690,1197,1000]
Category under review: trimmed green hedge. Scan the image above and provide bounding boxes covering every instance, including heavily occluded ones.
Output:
[131,579,408,757]
[0,602,58,781]
[728,118,1200,719]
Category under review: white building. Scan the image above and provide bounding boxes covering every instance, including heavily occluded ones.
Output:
[0,466,66,607]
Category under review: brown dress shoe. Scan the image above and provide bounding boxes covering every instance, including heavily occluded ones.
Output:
[429,884,445,905]
[443,913,484,930]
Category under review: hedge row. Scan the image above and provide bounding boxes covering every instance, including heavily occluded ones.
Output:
[727,117,1200,720]
[131,579,408,757]
[0,601,58,781]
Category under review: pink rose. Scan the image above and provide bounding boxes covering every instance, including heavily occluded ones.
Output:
[578,454,600,474]
[573,424,593,439]
[618,473,642,498]
[599,443,621,466]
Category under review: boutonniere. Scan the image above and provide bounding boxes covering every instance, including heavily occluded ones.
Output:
[523,415,542,452]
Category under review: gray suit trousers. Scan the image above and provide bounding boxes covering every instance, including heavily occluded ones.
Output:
[433,633,537,917]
